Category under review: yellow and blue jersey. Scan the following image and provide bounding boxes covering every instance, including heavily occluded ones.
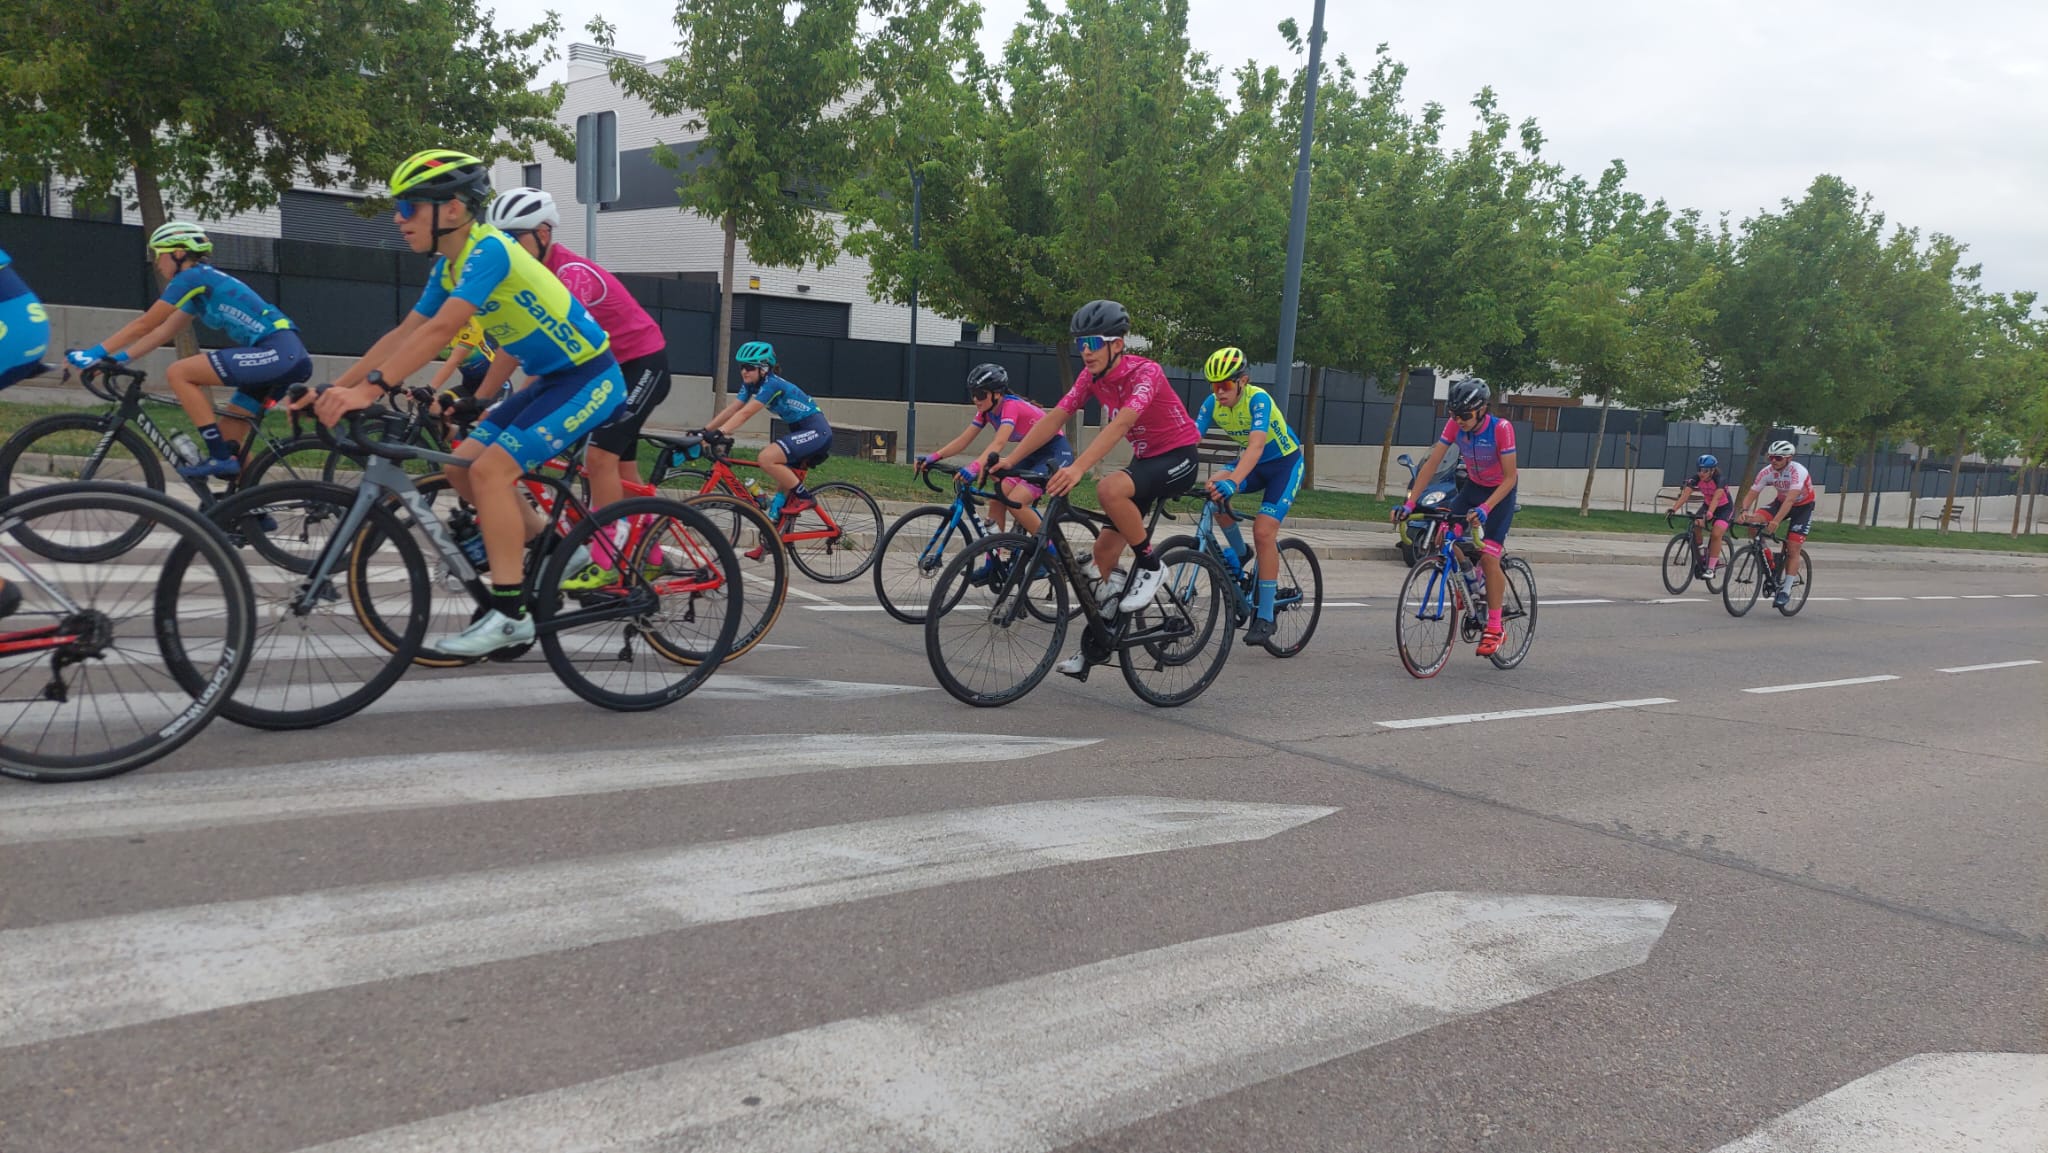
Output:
[415,224,609,379]
[0,248,53,386]
[1196,384,1299,462]
[159,265,295,347]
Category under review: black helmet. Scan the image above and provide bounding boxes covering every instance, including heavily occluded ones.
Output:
[1447,377,1490,415]
[1070,299,1131,338]
[966,363,1010,398]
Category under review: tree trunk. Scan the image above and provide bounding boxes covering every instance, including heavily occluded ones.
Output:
[1055,340,1082,446]
[1905,443,1926,530]
[1834,451,1850,523]
[1856,431,1878,528]
[1579,391,1612,516]
[715,213,737,413]
[2028,469,2041,534]
[1373,364,1410,498]
[2012,466,2026,537]
[1942,428,1967,534]
[1738,423,1768,508]
[1300,364,1322,490]
[130,162,200,360]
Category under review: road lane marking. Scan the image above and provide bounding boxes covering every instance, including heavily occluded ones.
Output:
[1742,675,1899,695]
[1641,597,1703,604]
[802,604,889,612]
[1377,698,1675,730]
[1803,596,1849,602]
[1961,594,2004,599]
[1913,595,1958,600]
[0,797,1337,1050]
[2003,593,2039,598]
[1936,659,2041,674]
[1322,601,1370,607]
[784,586,837,604]
[1706,1052,2048,1153]
[1856,596,1908,601]
[295,892,1675,1153]
[0,734,1102,846]
[1543,598,1613,605]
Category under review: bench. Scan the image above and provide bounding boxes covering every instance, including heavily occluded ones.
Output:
[1918,499,1964,528]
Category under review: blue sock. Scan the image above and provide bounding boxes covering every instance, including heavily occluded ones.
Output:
[199,423,232,460]
[1222,520,1249,560]
[1257,579,1277,621]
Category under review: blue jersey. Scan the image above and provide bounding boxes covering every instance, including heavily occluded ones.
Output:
[159,265,296,347]
[1196,385,1299,463]
[0,248,53,386]
[741,372,824,425]
[415,225,611,379]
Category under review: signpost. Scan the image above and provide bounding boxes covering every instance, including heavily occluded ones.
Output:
[574,111,619,259]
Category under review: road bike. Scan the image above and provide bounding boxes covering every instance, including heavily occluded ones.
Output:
[1722,516,1813,618]
[0,481,254,781]
[871,462,1096,624]
[1660,508,1736,596]
[1156,494,1323,657]
[643,429,882,583]
[189,399,741,729]
[923,482,1232,707]
[1393,505,1537,678]
[0,363,338,561]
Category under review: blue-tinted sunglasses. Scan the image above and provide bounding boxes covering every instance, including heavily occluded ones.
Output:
[1074,334,1116,353]
[393,198,440,220]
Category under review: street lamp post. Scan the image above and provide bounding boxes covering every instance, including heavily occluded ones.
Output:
[1269,0,1327,412]
[905,170,922,462]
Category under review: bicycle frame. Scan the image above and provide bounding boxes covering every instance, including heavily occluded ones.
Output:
[987,488,1189,661]
[1174,497,1310,621]
[649,433,851,551]
[1404,509,1487,628]
[76,366,308,501]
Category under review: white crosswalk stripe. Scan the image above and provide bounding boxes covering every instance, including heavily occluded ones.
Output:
[1708,1052,2048,1152]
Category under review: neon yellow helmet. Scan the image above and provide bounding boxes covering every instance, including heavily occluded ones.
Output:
[389,149,491,204]
[1204,346,1247,384]
[147,221,213,254]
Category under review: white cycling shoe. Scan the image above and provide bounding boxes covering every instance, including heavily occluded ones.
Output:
[1056,653,1088,676]
[437,609,536,657]
[1117,564,1165,613]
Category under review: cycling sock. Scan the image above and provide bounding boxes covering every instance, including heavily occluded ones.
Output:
[1257,579,1277,621]
[791,482,811,500]
[1486,608,1503,631]
[198,423,233,460]
[1222,520,1248,559]
[491,582,529,620]
[1131,537,1158,570]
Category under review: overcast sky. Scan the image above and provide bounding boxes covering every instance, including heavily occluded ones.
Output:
[502,0,2048,298]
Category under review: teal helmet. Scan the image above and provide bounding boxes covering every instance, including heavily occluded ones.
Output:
[735,341,776,367]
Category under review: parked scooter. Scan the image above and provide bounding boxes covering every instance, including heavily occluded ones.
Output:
[1395,451,1466,566]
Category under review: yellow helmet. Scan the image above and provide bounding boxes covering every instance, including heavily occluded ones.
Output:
[389,149,491,204]
[1204,346,1247,384]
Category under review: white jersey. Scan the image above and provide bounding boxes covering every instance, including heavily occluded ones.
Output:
[1754,459,1814,504]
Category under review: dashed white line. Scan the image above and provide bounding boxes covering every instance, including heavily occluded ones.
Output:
[1937,659,2041,674]
[1322,602,1371,608]
[1742,675,1899,695]
[1960,594,2004,599]
[1912,595,1958,600]
[784,587,837,604]
[2005,593,2040,598]
[802,604,888,612]
[1543,598,1613,605]
[1376,698,1675,730]
[1856,596,1908,601]
[1640,597,1700,604]
[1803,596,1849,602]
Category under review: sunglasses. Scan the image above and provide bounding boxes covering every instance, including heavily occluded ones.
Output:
[394,198,450,220]
[1768,455,1790,463]
[1451,408,1483,421]
[1211,378,1239,394]
[1074,335,1116,354]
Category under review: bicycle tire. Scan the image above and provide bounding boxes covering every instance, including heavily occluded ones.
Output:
[924,532,1067,707]
[1661,532,1697,595]
[537,496,740,710]
[684,493,788,659]
[0,482,255,781]
[349,474,485,670]
[874,505,968,624]
[1777,551,1813,616]
[241,432,359,490]
[1488,555,1538,670]
[1122,546,1231,706]
[1722,541,1763,617]
[0,415,165,561]
[787,481,883,583]
[1263,538,1324,658]
[1703,535,1735,594]
[1029,515,1101,623]
[1396,555,1457,679]
[201,480,430,729]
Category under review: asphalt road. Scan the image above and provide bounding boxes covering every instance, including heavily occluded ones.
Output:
[1,552,2043,1152]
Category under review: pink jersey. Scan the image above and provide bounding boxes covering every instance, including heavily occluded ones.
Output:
[1439,414,1516,487]
[1055,353,1201,460]
[540,245,666,363]
[1754,459,1814,504]
[972,395,1048,442]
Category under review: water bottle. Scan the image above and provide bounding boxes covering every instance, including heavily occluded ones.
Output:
[168,432,202,468]
[745,477,764,505]
[450,510,488,569]
[1462,563,1486,603]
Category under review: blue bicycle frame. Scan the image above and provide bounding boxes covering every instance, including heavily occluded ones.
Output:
[1406,508,1487,628]
[1170,497,1304,625]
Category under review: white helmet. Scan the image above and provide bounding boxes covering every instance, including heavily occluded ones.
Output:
[485,187,560,232]
[1767,439,1796,456]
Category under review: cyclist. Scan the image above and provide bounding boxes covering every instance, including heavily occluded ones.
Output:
[1737,440,1815,608]
[308,149,624,657]
[1394,377,1519,657]
[917,362,1074,541]
[67,222,310,478]
[991,300,1201,675]
[0,246,52,619]
[428,317,501,405]
[1668,453,1734,578]
[485,188,675,586]
[699,341,831,529]
[1194,346,1305,648]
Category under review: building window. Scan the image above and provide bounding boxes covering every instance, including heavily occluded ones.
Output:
[70,194,122,224]
[17,180,50,216]
[960,322,981,342]
[521,163,542,189]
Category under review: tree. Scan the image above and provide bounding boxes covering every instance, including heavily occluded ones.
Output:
[594,0,865,409]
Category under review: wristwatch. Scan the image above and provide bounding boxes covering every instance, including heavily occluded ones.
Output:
[367,370,395,395]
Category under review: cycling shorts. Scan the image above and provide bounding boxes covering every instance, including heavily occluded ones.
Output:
[0,268,51,390]
[1001,437,1078,498]
[470,354,626,470]
[211,330,313,413]
[773,414,833,467]
[1446,481,1516,556]
[1238,449,1305,522]
[1123,443,1200,516]
[589,348,673,456]
[1764,498,1816,540]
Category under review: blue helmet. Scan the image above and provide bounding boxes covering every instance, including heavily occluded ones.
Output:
[1696,454,1718,470]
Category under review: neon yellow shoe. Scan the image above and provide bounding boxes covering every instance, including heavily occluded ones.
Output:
[560,562,619,591]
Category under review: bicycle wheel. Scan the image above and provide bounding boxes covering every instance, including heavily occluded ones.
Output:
[199,481,430,728]
[0,483,254,781]
[788,481,882,583]
[1660,532,1697,595]
[241,432,360,490]
[1263,538,1324,658]
[1777,551,1813,616]
[536,496,740,710]
[924,532,1067,707]
[1122,547,1231,706]
[873,505,969,624]
[1488,556,1538,670]
[0,415,166,561]
[350,474,486,670]
[684,493,788,659]
[1702,534,1735,594]
[1722,541,1764,617]
[1026,515,1101,623]
[1396,555,1458,679]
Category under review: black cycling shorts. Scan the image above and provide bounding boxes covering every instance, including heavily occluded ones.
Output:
[588,349,673,457]
[1765,498,1816,539]
[1122,444,1200,516]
